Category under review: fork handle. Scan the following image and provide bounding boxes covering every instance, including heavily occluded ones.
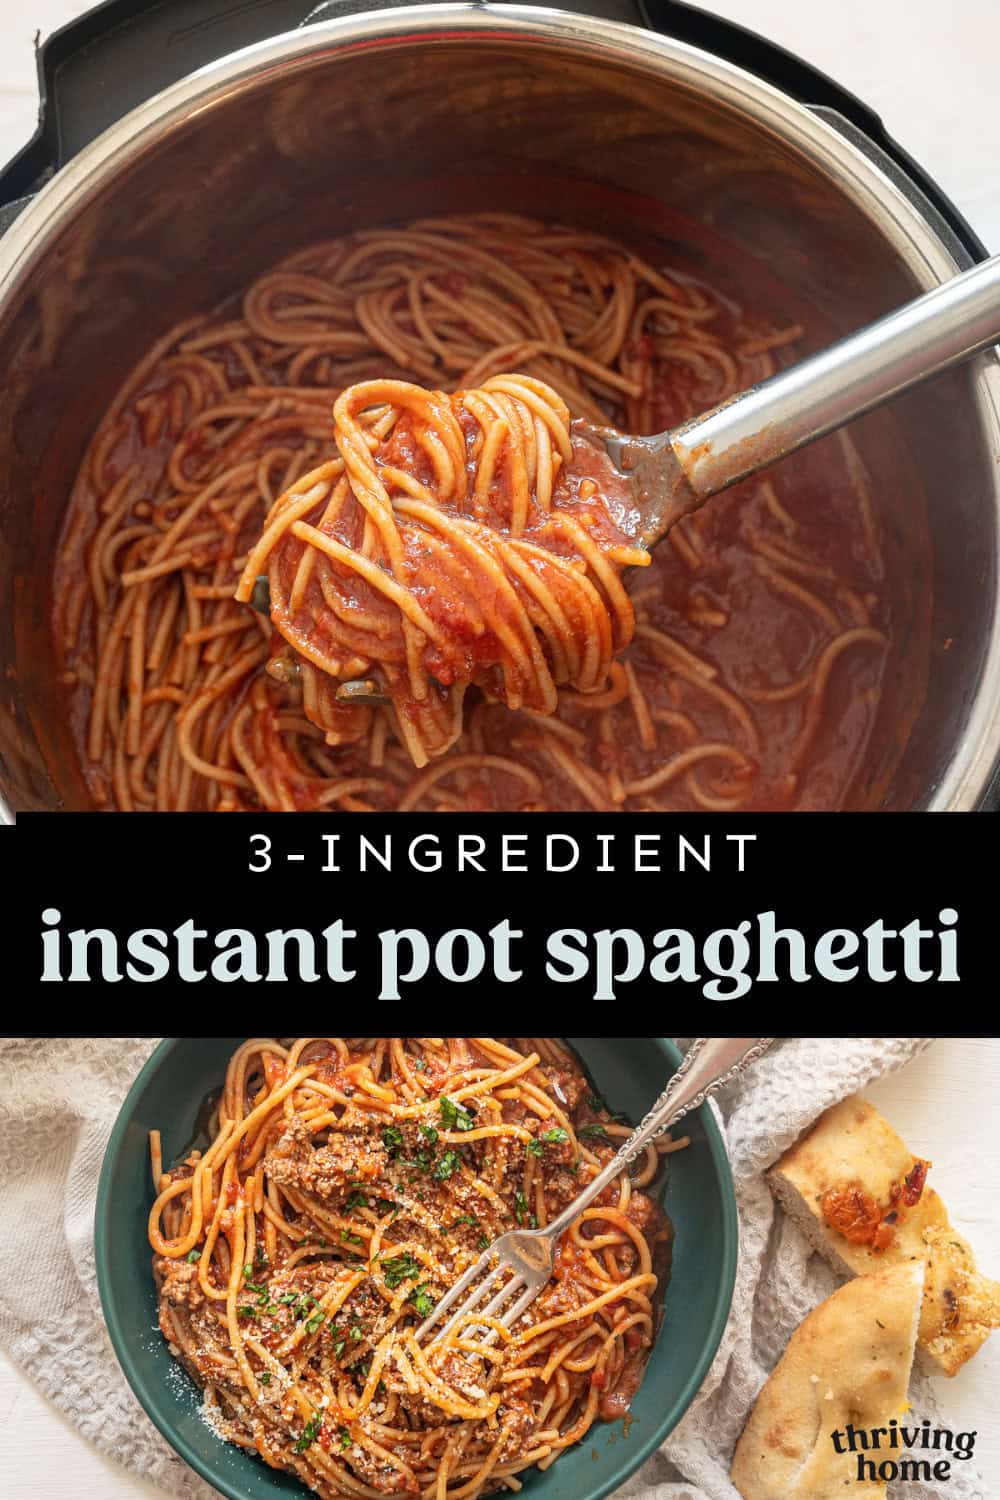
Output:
[543,1038,773,1239]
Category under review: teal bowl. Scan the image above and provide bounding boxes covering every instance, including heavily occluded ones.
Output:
[96,1039,737,1500]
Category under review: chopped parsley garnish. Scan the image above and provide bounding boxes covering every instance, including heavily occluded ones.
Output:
[332,1331,346,1358]
[447,1214,480,1231]
[250,575,271,617]
[186,1249,201,1263]
[418,1122,439,1145]
[305,1312,326,1333]
[526,1129,570,1158]
[439,1097,475,1132]
[409,1284,436,1318]
[414,1059,429,1074]
[433,1150,461,1181]
[259,1372,272,1386]
[237,1305,257,1319]
[578,1123,612,1144]
[381,1124,404,1154]
[344,1189,368,1210]
[279,1292,300,1306]
[381,1251,422,1289]
[586,1094,627,1122]
[375,1197,399,1216]
[477,1233,490,1250]
[294,1415,322,1453]
[513,1189,529,1225]
[350,1324,362,1341]
[340,1228,364,1246]
[339,1426,352,1450]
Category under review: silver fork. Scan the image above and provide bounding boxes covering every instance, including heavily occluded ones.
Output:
[415,1037,773,1345]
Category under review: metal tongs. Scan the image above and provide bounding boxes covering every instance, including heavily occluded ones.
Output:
[581,252,1000,545]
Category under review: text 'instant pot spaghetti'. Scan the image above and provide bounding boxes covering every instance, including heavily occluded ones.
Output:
[148,1037,680,1499]
[54,215,888,811]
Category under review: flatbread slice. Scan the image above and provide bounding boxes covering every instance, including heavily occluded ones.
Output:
[731,1261,924,1500]
[768,1096,1000,1376]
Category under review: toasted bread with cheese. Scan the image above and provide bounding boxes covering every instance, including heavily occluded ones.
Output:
[731,1262,924,1500]
[768,1096,1000,1376]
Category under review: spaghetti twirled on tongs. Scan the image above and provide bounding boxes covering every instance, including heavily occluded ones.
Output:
[149,1038,681,1500]
[236,378,648,767]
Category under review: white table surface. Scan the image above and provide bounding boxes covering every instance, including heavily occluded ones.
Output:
[0,0,998,254]
[2,2,999,1497]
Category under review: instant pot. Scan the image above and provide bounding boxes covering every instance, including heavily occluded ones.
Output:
[1,0,998,814]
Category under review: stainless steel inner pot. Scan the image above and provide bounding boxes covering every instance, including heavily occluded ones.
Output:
[1,3,998,814]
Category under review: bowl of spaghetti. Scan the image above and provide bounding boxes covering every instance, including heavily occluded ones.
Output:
[95,1037,737,1500]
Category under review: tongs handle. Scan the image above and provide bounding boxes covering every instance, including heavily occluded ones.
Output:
[671,253,1000,501]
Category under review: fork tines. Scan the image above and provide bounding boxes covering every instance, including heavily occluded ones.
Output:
[416,1247,528,1345]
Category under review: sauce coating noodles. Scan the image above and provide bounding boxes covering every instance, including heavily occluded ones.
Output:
[53,214,887,811]
[236,376,644,767]
[148,1037,678,1499]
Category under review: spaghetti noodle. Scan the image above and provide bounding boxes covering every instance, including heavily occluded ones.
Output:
[148,1037,680,1500]
[53,213,889,810]
[235,377,646,766]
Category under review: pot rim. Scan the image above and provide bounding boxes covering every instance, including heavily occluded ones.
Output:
[2,2,998,815]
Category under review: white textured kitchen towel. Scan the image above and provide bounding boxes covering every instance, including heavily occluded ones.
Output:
[0,1037,987,1500]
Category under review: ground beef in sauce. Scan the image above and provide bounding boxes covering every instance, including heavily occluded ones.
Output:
[150,1039,676,1500]
[542,1066,589,1113]
[154,1255,205,1308]
[266,1117,388,1199]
